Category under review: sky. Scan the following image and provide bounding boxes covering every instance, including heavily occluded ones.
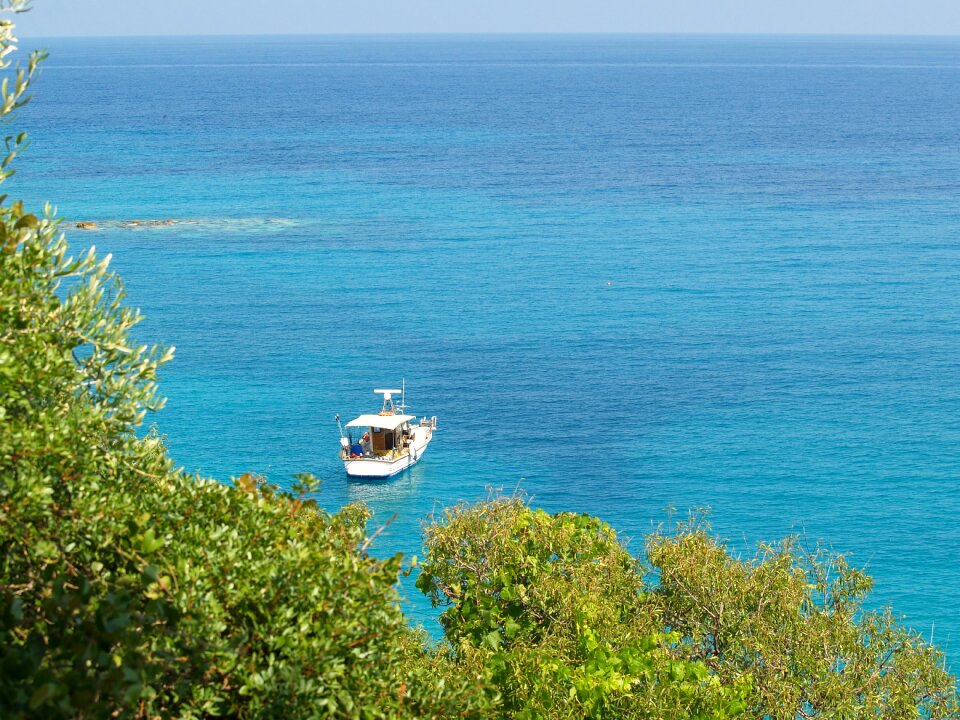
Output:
[11,0,960,38]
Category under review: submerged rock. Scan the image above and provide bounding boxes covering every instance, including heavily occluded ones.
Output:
[121,219,178,228]
[71,218,296,232]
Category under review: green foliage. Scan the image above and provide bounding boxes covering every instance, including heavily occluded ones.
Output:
[417,497,751,718]
[0,1,46,184]
[417,497,959,718]
[646,519,960,719]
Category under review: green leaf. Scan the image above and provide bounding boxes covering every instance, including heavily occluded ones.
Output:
[14,212,36,229]
[139,528,163,554]
[483,630,502,651]
[28,683,56,710]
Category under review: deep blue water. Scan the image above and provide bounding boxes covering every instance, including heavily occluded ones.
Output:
[13,35,960,662]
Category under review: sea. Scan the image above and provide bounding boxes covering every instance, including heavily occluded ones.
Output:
[12,34,960,663]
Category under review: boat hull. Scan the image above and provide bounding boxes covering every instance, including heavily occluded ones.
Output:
[343,453,420,479]
[343,426,433,479]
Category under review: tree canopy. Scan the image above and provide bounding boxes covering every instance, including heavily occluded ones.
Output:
[418,498,958,719]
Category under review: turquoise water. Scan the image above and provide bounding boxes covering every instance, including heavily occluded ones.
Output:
[14,35,960,660]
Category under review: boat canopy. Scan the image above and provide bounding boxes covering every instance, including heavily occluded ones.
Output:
[345,414,415,430]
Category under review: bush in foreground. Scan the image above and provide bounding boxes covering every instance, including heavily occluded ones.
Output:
[419,497,958,718]
[417,498,751,718]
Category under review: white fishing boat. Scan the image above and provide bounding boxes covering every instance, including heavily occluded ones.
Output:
[337,385,437,479]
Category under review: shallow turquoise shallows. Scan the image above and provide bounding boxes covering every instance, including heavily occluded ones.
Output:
[13,34,960,663]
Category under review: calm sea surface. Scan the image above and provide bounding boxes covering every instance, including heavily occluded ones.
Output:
[14,35,960,660]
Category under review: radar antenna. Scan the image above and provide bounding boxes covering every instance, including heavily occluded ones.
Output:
[373,387,402,415]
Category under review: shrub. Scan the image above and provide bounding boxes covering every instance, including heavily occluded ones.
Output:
[417,497,751,718]
[646,519,960,718]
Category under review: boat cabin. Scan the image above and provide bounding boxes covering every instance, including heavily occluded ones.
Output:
[344,413,415,458]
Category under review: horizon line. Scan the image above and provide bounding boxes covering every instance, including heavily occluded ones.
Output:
[19,30,960,41]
